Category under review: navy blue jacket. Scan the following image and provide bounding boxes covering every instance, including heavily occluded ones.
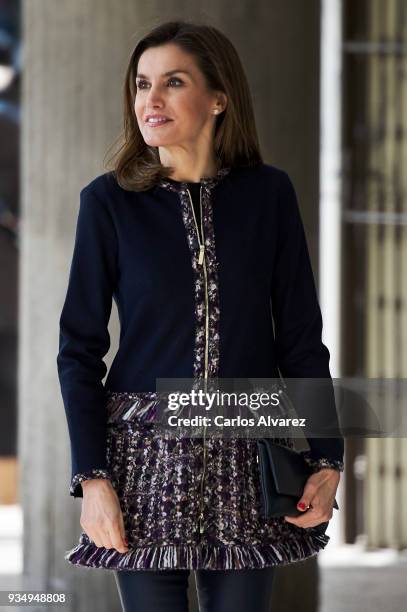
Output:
[57,163,344,494]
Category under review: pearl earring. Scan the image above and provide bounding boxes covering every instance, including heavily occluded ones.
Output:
[213,109,220,114]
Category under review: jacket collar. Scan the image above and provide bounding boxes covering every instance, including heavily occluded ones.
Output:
[157,166,231,193]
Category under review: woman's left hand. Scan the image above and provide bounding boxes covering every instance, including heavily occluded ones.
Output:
[284,468,341,529]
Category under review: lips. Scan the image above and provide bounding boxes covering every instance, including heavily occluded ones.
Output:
[145,118,173,127]
[145,115,172,123]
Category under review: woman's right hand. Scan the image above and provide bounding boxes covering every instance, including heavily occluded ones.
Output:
[80,479,129,553]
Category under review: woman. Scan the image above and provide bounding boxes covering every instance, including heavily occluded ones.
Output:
[57,20,344,612]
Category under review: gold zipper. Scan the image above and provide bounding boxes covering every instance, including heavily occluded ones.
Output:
[186,186,208,536]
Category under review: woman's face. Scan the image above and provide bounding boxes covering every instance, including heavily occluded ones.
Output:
[134,43,225,150]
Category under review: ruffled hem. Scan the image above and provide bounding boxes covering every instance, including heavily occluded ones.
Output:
[64,530,330,571]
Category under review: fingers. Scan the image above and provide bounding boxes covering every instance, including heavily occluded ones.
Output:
[284,507,325,529]
[89,527,113,550]
[284,470,337,528]
[110,512,129,553]
[107,514,129,554]
[80,519,112,549]
[284,498,332,528]
[82,518,129,552]
[296,478,319,513]
[119,510,129,550]
[80,489,130,553]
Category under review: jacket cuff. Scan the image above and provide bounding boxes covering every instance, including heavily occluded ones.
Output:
[70,469,112,498]
[302,451,344,473]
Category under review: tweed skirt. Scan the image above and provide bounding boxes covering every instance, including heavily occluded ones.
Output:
[64,391,332,571]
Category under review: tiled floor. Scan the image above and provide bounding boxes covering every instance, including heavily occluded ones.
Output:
[320,564,407,612]
[319,538,407,612]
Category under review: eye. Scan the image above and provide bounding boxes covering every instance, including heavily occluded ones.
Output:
[136,77,183,89]
[167,77,183,86]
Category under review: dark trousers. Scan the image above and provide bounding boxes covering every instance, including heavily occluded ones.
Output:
[114,567,276,612]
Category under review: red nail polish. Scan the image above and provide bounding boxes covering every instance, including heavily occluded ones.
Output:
[298,502,306,510]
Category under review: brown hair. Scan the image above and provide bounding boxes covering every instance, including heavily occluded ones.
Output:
[104,20,263,191]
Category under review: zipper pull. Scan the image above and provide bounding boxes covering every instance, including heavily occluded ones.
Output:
[198,244,205,265]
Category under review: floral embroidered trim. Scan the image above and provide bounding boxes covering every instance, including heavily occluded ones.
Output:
[158,167,230,380]
[70,469,112,497]
[302,452,344,473]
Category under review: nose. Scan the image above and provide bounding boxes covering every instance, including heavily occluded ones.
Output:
[144,83,165,107]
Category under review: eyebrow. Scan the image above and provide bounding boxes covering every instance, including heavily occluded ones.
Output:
[136,69,193,79]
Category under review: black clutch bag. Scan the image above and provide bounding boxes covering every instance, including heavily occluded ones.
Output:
[256,439,339,519]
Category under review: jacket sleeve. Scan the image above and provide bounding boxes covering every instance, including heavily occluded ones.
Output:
[57,185,118,497]
[270,170,344,472]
